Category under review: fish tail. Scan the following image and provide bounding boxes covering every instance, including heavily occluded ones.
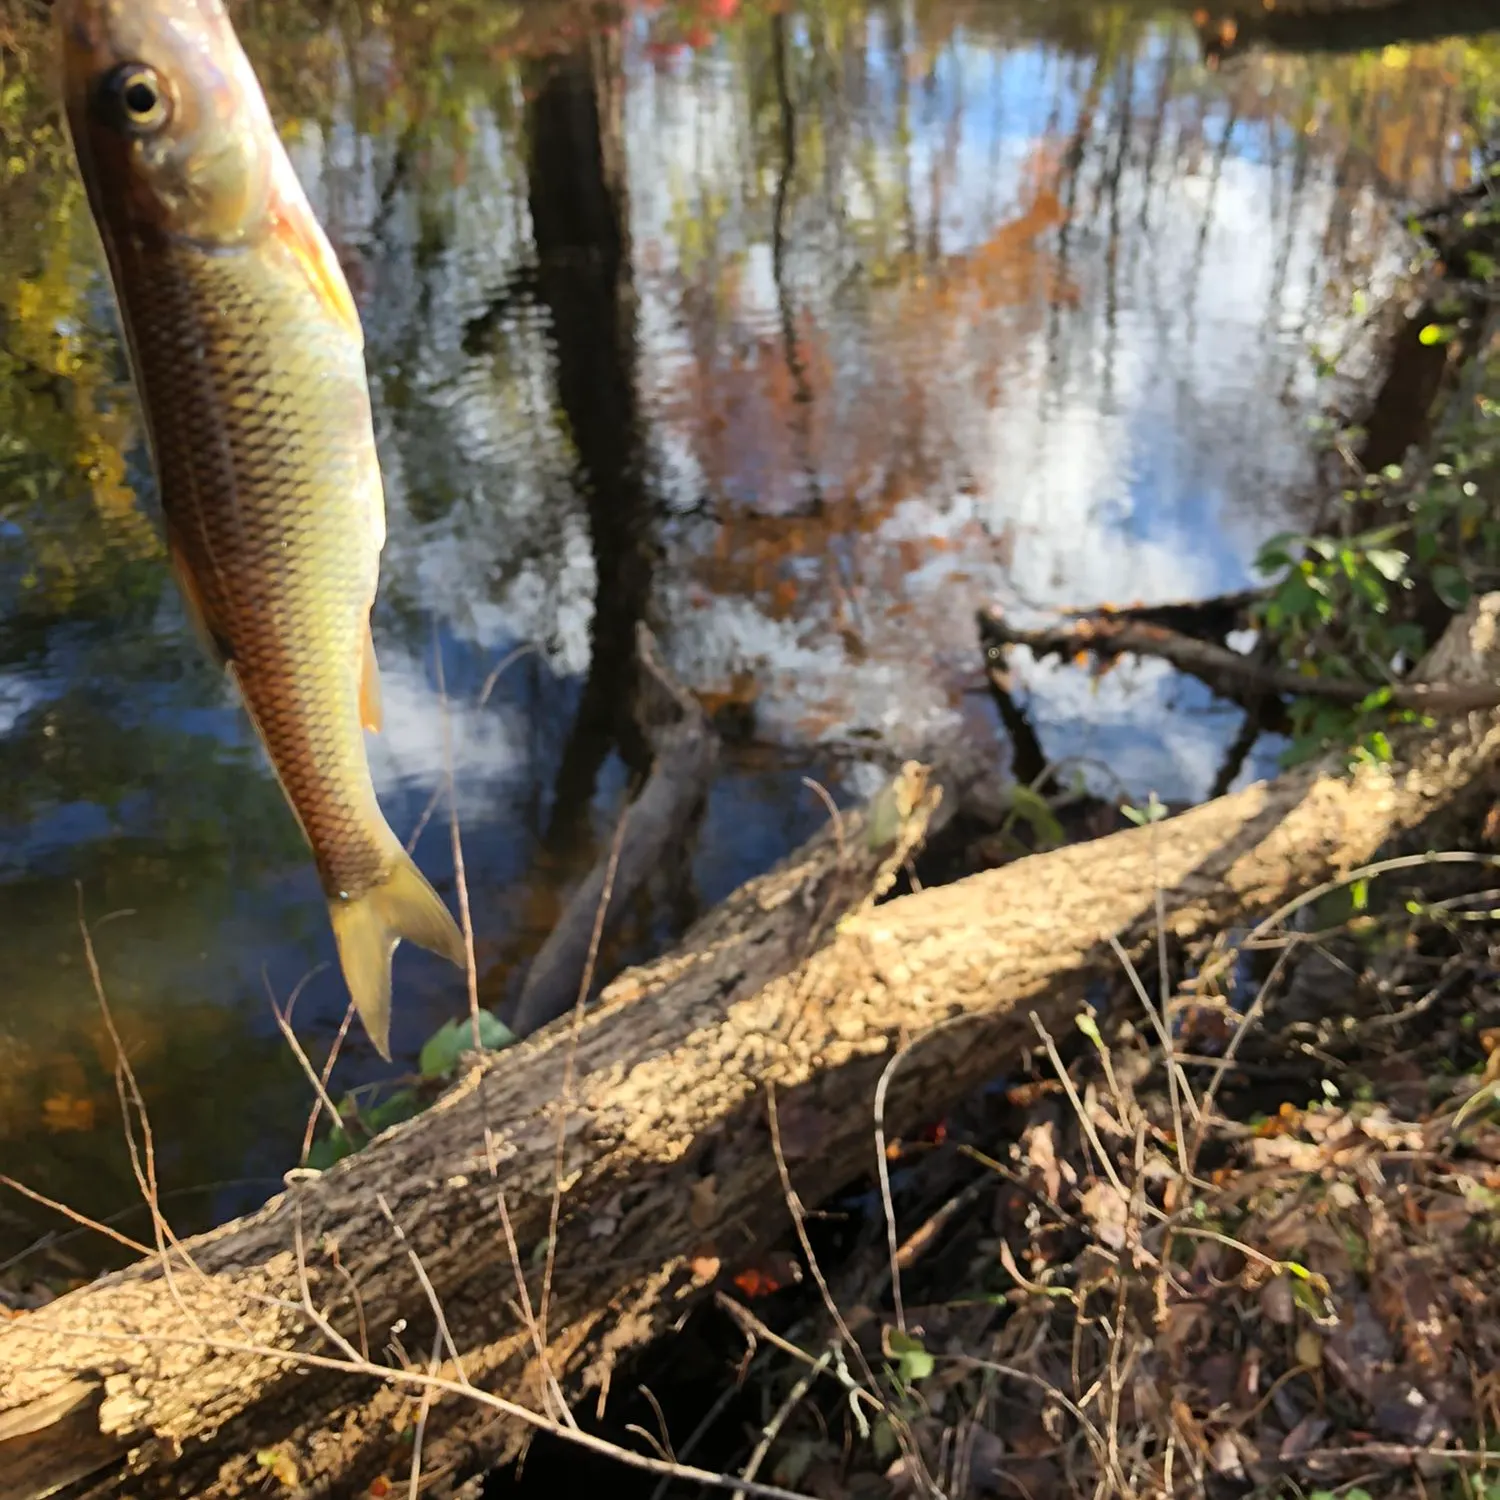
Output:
[328,853,466,1061]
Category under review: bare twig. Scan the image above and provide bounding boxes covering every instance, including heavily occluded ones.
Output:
[766,1085,933,1493]
[408,1325,445,1499]
[375,1191,468,1382]
[979,606,1500,714]
[300,998,356,1165]
[714,1294,882,1414]
[766,1084,880,1394]
[431,635,575,1427]
[20,1317,818,1500]
[872,1041,910,1334]
[74,888,239,1340]
[0,1175,151,1259]
[1029,1012,1131,1202]
[944,1354,1117,1482]
[538,801,629,1357]
[268,971,349,1152]
[734,1346,835,1500]
[1109,934,1199,1133]
[647,1378,746,1500]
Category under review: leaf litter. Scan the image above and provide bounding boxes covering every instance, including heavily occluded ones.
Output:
[676,867,1500,1499]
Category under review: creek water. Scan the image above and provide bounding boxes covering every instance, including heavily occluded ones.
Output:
[0,0,1490,1274]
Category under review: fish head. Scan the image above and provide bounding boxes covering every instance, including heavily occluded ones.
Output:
[56,0,278,248]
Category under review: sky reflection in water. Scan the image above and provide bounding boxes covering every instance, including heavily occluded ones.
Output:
[0,0,1486,1269]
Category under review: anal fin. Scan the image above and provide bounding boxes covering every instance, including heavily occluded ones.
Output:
[360,619,383,733]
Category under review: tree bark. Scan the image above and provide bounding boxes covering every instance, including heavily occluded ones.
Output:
[8,597,1500,1500]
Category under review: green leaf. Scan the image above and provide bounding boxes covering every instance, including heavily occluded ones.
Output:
[885,1328,935,1384]
[419,1012,517,1079]
[1431,563,1470,609]
[1005,782,1065,847]
[1127,791,1168,825]
[363,1088,422,1135]
[1418,323,1449,346]
[870,1418,900,1465]
[1365,548,1408,582]
[306,1127,355,1171]
[1275,572,1319,619]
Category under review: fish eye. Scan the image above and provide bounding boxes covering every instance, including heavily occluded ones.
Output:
[101,63,172,134]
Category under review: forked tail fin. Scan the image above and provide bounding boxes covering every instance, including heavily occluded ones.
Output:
[328,852,466,1061]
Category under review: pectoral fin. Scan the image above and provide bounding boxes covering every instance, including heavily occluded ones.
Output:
[359,620,383,733]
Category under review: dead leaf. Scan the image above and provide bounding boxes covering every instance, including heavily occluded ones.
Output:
[589,1192,624,1239]
[1295,1329,1324,1369]
[1325,1297,1394,1404]
[689,1175,718,1230]
[1250,1135,1328,1172]
[1375,1267,1452,1371]
[731,1249,802,1299]
[1371,1377,1449,1445]
[1169,1397,1211,1459]
[1279,1415,1330,1460]
[1233,1345,1263,1407]
[1423,1190,1477,1239]
[1260,1275,1295,1325]
[1004,1080,1063,1108]
[960,1423,1007,1492]
[1208,1432,1245,1478]
[1160,1301,1208,1358]
[1020,1115,1063,1203]
[1079,1180,1129,1250]
[41,1093,95,1133]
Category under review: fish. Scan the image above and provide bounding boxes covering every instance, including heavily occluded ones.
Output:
[55,0,466,1060]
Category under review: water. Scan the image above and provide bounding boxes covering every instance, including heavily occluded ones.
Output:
[0,0,1490,1276]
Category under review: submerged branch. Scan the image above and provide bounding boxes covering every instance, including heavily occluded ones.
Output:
[978,604,1500,718]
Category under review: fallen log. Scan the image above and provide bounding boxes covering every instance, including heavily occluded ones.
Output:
[1062,589,1265,643]
[978,604,1500,718]
[7,597,1500,1499]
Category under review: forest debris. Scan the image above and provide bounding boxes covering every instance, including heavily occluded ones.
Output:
[12,598,1500,1496]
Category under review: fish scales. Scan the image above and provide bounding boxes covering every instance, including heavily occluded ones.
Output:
[124,240,389,898]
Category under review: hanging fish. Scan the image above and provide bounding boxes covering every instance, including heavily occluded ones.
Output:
[56,0,465,1059]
